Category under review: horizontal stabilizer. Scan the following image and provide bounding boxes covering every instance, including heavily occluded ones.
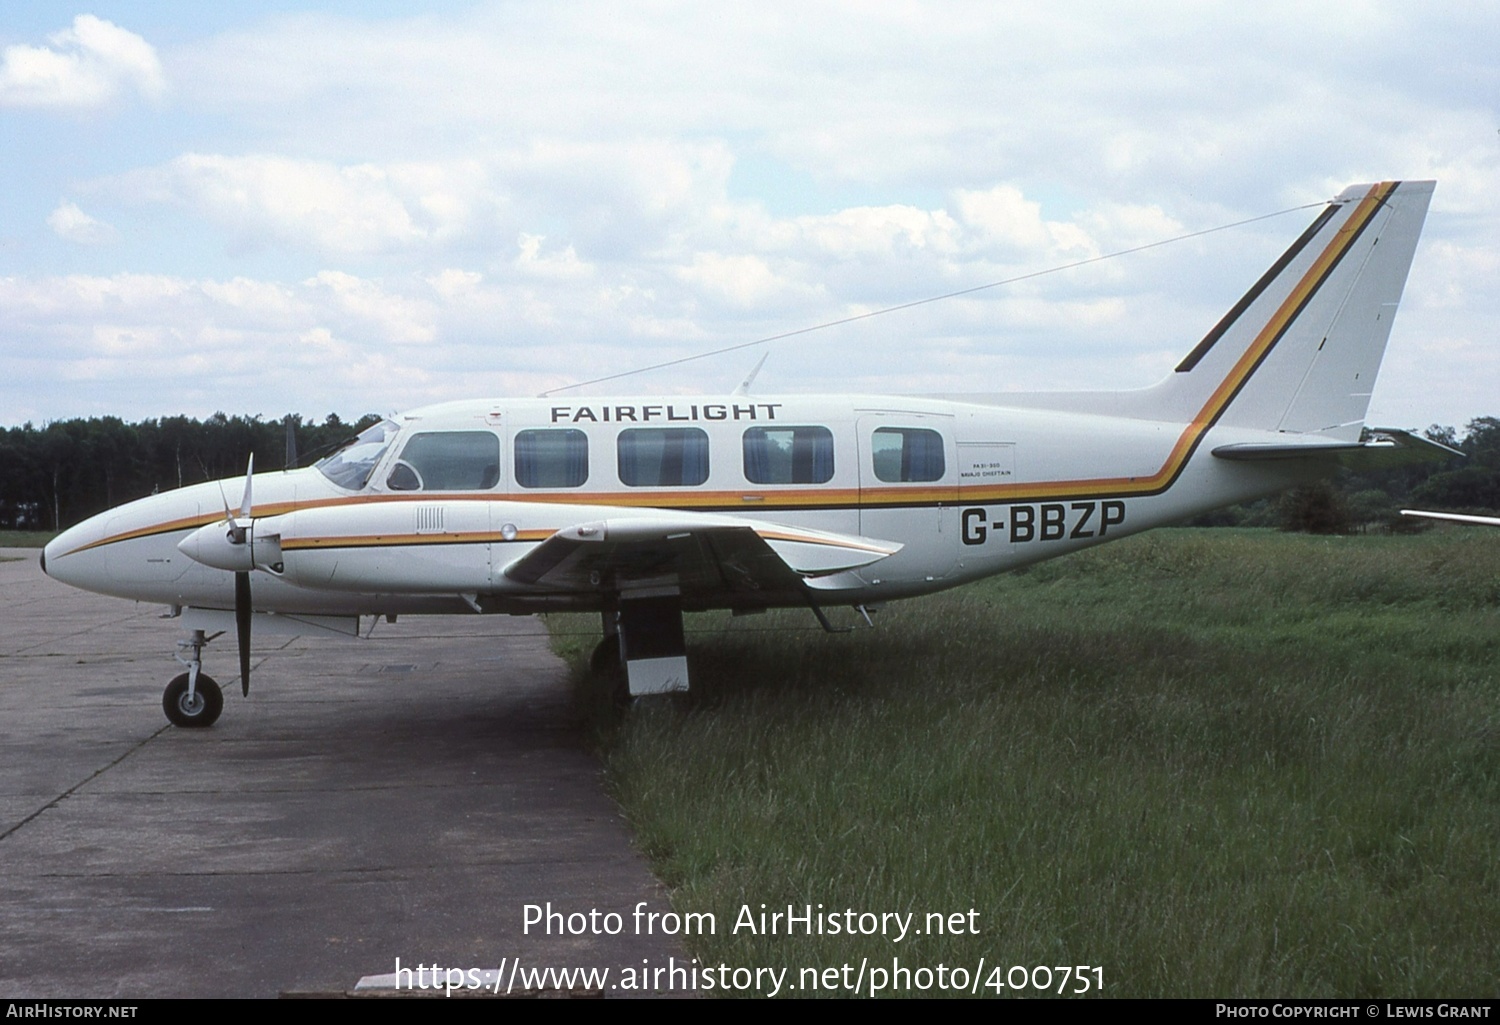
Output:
[1212,428,1459,470]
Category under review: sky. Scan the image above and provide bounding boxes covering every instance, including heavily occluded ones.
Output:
[1,2,1496,431]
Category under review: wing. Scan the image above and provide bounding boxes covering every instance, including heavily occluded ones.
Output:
[1401,510,1500,527]
[501,513,901,605]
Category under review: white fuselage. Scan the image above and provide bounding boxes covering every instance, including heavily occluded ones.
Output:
[43,393,1310,618]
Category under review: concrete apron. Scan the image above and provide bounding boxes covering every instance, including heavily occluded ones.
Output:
[0,548,687,998]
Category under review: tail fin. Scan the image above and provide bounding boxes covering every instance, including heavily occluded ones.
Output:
[1161,180,1434,439]
[947,181,1434,436]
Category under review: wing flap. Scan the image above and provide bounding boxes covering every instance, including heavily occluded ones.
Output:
[502,514,901,598]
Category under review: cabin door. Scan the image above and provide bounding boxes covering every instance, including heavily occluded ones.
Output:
[856,413,959,585]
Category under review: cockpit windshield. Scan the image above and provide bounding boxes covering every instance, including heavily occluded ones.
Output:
[315,419,400,491]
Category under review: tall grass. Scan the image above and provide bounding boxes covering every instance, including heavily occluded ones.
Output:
[560,529,1500,996]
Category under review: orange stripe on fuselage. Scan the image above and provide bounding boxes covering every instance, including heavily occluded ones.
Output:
[281,526,892,555]
[279,529,552,550]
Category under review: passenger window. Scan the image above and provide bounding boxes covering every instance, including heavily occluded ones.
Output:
[386,431,500,491]
[515,429,589,488]
[618,428,710,487]
[872,427,945,482]
[743,426,834,485]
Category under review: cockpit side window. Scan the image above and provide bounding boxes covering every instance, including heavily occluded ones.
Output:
[315,419,400,491]
[386,431,500,491]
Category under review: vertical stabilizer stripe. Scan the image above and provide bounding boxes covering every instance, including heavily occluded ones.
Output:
[1175,204,1341,372]
[948,181,1399,503]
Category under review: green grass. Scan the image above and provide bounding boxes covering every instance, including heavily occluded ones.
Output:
[0,530,55,549]
[556,528,1500,997]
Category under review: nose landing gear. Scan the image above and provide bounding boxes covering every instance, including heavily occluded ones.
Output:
[163,629,225,728]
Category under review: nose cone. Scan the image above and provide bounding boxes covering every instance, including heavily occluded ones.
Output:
[41,516,110,593]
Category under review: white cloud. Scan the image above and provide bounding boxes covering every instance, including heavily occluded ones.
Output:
[4,3,1496,430]
[786,205,963,261]
[0,15,164,108]
[955,187,1077,256]
[46,201,117,246]
[427,269,484,298]
[677,252,788,309]
[302,270,437,344]
[0,271,456,420]
[115,153,500,255]
[515,235,592,280]
[161,3,1496,210]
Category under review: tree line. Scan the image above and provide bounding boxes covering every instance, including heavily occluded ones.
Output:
[1187,418,1500,533]
[2,413,1498,534]
[0,413,380,531]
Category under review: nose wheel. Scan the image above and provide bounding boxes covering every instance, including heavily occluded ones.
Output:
[163,628,226,728]
[163,672,223,728]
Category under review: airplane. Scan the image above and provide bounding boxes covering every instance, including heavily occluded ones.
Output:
[41,179,1453,728]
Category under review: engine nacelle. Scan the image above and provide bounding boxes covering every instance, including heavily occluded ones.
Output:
[270,501,496,593]
[177,518,283,574]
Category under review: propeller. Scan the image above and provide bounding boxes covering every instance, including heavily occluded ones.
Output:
[226,456,254,697]
[284,415,298,470]
[175,453,282,700]
[235,569,252,697]
[235,456,253,696]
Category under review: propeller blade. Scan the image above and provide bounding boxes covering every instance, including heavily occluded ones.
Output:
[235,570,252,697]
[238,454,255,521]
[285,416,299,470]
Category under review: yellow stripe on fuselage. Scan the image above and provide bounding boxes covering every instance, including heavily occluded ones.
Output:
[279,529,553,550]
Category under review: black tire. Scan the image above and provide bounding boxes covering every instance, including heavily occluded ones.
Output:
[163,672,223,728]
[590,635,621,676]
[589,636,631,705]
